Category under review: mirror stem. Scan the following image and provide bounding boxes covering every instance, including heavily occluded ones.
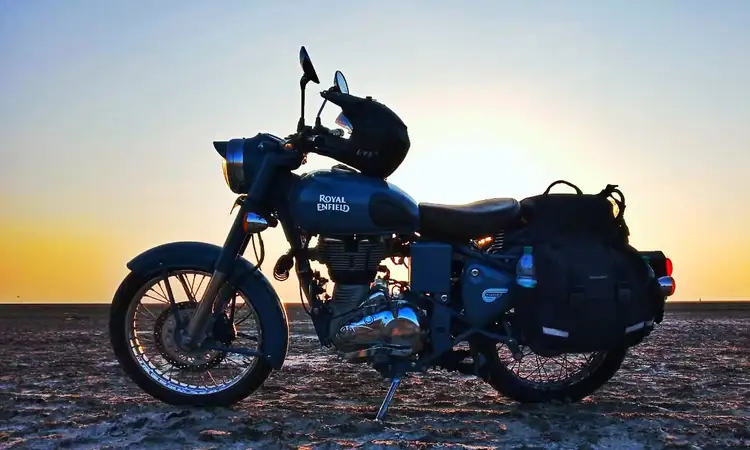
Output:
[298,75,308,132]
[315,99,328,127]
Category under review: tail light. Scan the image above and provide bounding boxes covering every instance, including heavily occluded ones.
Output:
[665,258,673,276]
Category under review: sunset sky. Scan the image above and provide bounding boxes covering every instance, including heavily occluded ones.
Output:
[1,1,749,303]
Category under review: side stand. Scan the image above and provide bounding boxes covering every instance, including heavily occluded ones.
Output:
[375,376,402,421]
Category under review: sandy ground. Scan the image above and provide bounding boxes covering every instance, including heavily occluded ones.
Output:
[0,304,748,449]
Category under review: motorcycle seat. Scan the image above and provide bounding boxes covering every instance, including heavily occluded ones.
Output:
[418,198,521,241]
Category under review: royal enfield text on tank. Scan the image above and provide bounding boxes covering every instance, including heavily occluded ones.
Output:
[109,47,677,420]
[317,195,349,212]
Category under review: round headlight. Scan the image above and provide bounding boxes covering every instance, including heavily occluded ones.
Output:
[221,160,230,187]
[223,139,246,194]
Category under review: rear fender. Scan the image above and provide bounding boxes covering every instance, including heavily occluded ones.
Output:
[126,241,289,369]
[639,250,670,278]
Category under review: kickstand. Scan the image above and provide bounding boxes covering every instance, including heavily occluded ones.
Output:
[375,376,402,421]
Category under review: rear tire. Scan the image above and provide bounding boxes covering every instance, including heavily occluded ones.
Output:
[110,269,274,407]
[473,341,627,403]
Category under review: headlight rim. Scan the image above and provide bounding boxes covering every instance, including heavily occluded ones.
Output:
[223,139,246,194]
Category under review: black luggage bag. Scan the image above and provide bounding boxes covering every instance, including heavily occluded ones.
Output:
[505,180,666,356]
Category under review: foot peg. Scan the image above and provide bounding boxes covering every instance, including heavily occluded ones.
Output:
[375,376,401,421]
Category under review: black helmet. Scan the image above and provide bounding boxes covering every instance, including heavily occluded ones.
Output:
[323,91,410,179]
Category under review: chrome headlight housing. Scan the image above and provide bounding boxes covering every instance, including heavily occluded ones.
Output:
[222,139,246,194]
[215,134,282,194]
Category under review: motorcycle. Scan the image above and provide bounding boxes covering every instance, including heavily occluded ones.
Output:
[109,46,677,420]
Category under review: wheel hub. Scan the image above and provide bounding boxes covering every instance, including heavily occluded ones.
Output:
[153,302,228,372]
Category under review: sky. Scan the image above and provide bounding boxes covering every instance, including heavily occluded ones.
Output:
[1,0,749,303]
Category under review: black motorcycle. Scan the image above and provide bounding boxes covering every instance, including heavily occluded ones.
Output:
[109,46,677,420]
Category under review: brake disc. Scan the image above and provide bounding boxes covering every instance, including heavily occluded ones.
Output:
[153,302,231,372]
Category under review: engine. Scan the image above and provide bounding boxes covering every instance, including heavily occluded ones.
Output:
[310,236,425,362]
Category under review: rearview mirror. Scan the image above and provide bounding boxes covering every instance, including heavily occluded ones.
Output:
[299,46,320,85]
[334,70,349,94]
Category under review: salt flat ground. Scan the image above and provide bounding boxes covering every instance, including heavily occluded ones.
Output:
[0,304,748,449]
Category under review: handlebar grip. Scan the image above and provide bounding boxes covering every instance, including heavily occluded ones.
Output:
[305,133,347,152]
[305,135,325,147]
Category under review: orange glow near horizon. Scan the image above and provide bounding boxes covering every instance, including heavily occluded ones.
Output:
[0,219,124,303]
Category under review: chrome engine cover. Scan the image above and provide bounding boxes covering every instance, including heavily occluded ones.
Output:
[330,279,425,362]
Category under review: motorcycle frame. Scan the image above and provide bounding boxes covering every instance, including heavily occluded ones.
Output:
[180,147,521,375]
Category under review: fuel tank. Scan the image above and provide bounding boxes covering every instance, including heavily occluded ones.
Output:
[288,167,419,235]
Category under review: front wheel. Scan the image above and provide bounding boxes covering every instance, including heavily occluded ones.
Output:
[109,268,273,407]
[472,340,627,403]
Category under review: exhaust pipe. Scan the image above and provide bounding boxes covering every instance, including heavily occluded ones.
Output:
[658,276,676,297]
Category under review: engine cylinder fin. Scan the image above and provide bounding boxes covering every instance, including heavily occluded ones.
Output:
[330,284,370,317]
[328,284,370,342]
[315,236,387,284]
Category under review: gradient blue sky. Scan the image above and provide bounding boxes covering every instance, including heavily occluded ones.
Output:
[1,1,749,302]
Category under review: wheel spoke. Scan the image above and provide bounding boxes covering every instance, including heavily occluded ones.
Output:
[236,332,258,342]
[193,274,207,298]
[154,282,169,302]
[177,273,195,302]
[138,304,159,319]
[143,292,169,304]
[494,343,607,387]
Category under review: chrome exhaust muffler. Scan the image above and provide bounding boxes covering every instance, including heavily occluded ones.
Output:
[658,276,676,297]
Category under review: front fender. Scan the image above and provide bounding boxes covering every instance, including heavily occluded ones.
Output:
[126,241,289,369]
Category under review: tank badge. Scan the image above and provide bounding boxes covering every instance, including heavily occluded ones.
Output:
[317,195,350,212]
[481,288,509,303]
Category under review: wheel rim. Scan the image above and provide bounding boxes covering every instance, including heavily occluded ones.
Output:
[125,270,263,395]
[495,343,609,389]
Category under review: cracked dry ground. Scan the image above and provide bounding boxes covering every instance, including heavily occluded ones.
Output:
[0,304,748,449]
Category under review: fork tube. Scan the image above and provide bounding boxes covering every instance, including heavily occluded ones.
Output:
[184,200,250,347]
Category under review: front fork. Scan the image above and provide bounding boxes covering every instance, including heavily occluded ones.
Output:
[181,198,254,348]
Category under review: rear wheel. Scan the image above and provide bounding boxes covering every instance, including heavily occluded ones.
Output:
[110,268,273,407]
[472,340,627,403]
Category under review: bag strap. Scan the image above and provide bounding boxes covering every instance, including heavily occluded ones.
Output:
[543,180,583,195]
[597,184,631,242]
[598,184,625,219]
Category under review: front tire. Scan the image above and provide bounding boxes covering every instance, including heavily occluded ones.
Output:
[110,268,274,407]
[472,340,627,403]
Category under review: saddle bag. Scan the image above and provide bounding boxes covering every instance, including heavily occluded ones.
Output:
[505,180,664,355]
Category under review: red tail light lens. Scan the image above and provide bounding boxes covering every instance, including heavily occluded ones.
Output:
[665,258,673,276]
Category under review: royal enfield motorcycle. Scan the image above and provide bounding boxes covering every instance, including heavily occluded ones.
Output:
[109,46,676,420]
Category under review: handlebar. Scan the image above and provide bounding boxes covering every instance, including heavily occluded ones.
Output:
[312,123,344,138]
[288,124,346,152]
